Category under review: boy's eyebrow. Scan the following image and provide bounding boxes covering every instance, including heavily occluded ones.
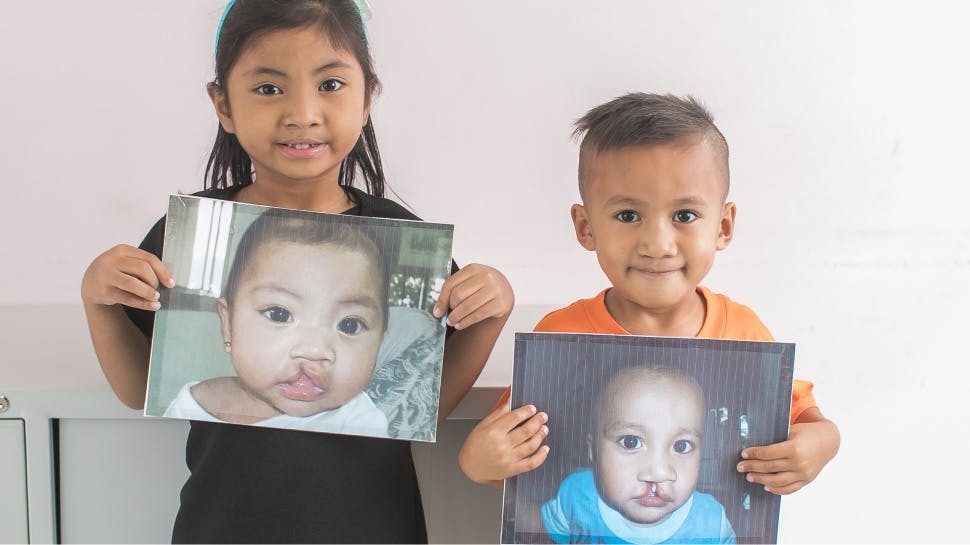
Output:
[604,195,709,208]
[243,61,356,79]
[251,284,302,299]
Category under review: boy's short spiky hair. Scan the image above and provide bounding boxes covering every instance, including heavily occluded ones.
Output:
[573,92,730,199]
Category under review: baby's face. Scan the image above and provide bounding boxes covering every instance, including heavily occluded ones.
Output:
[219,240,384,418]
[590,373,704,525]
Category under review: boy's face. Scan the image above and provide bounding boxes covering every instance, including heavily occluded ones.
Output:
[572,138,735,314]
[218,240,384,418]
[589,373,704,525]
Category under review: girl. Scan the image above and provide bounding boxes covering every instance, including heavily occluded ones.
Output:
[80,1,513,542]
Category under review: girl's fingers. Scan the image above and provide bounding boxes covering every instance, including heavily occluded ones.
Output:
[450,296,500,329]
[737,458,790,475]
[747,471,801,490]
[432,266,475,317]
[109,286,162,311]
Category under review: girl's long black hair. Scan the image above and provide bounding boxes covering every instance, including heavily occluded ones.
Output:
[204,0,385,198]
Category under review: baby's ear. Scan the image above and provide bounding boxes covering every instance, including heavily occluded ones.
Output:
[571,204,596,251]
[207,82,236,134]
[716,202,736,251]
[216,297,232,346]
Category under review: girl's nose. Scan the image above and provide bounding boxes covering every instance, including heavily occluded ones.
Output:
[283,86,322,128]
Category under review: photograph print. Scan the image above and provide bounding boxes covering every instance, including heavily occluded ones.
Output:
[502,332,795,544]
[144,195,454,442]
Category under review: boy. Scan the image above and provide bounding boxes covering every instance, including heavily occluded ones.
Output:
[458,93,840,496]
[542,365,735,544]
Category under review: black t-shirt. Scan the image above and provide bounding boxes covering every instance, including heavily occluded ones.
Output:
[126,185,430,544]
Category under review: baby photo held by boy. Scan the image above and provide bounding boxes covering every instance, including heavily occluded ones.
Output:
[501,332,794,544]
[143,195,454,441]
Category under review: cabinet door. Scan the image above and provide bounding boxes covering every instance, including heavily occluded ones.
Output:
[0,419,29,544]
[58,418,190,544]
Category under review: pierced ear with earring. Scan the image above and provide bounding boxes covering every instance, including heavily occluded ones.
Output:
[224,341,231,353]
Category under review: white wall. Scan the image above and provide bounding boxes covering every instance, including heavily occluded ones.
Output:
[2,1,969,542]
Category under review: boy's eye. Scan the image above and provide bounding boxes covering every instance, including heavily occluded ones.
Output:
[337,316,368,336]
[615,210,640,223]
[262,306,292,323]
[319,79,344,92]
[254,84,283,96]
[673,210,698,223]
[673,439,695,454]
[618,435,643,450]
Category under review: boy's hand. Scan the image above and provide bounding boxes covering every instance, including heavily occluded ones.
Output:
[458,404,550,487]
[433,263,513,330]
[736,408,840,495]
[81,244,175,311]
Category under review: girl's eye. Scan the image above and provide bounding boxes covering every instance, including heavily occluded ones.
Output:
[618,435,643,450]
[615,210,640,223]
[319,79,344,92]
[673,210,698,223]
[337,317,368,336]
[255,83,283,96]
[673,439,695,454]
[262,306,292,323]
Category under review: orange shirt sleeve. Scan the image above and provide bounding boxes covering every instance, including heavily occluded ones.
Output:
[493,386,512,411]
[790,379,816,425]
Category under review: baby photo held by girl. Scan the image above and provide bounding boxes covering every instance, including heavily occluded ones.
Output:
[502,332,795,544]
[143,195,454,441]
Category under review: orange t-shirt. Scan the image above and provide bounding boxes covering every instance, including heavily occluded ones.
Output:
[497,286,817,424]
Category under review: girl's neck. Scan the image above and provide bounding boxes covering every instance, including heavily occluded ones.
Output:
[234,180,355,214]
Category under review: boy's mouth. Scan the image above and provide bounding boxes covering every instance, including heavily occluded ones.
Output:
[278,372,327,401]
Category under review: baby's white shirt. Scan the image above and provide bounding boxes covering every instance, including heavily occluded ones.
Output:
[163,380,389,438]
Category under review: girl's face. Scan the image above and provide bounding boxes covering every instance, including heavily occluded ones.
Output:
[211,25,370,189]
[218,240,385,418]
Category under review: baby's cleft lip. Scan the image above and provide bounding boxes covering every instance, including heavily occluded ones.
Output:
[635,483,674,506]
[279,372,327,401]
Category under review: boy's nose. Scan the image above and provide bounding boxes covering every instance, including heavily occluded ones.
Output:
[638,220,677,258]
[283,87,322,128]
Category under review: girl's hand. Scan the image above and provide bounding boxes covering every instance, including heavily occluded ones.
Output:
[81,244,175,311]
[458,403,550,487]
[433,263,513,330]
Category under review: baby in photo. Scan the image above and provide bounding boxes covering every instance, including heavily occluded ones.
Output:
[541,366,735,544]
[164,207,390,437]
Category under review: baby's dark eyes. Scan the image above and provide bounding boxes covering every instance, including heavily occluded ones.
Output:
[618,435,643,450]
[673,210,698,223]
[262,306,292,323]
[319,79,344,92]
[254,83,283,96]
[337,316,368,336]
[615,210,640,223]
[673,439,695,454]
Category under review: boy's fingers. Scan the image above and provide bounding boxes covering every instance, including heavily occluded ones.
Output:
[746,471,801,490]
[509,413,547,444]
[741,442,789,462]
[764,480,806,495]
[513,425,549,458]
[497,405,539,431]
[514,445,550,474]
[737,458,790,475]
[480,403,513,426]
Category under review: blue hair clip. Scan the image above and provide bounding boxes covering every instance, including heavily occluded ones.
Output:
[214,0,237,51]
[351,0,372,41]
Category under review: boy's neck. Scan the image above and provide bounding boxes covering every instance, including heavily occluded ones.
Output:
[604,288,707,337]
